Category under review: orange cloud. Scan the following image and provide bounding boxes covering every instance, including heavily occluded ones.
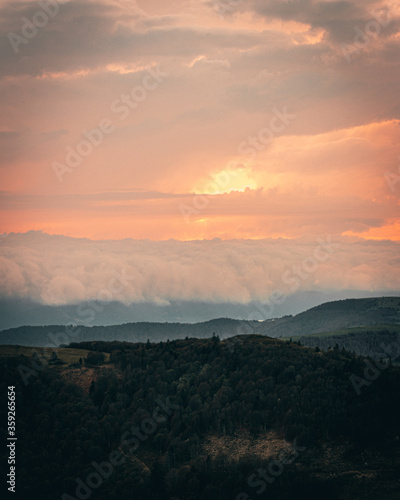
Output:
[343,219,400,241]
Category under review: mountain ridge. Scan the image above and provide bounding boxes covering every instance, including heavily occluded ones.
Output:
[0,296,399,347]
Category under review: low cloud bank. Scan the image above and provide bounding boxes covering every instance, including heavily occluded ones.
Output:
[0,231,399,306]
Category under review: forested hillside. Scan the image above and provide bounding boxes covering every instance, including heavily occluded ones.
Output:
[258,297,400,338]
[1,335,399,499]
[295,326,400,362]
[1,297,399,348]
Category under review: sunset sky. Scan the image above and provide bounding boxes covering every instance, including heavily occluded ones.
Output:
[0,0,399,318]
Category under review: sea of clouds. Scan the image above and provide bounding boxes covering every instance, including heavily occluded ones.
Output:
[0,231,399,307]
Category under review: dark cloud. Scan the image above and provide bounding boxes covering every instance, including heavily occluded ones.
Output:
[0,0,261,78]
[249,0,397,42]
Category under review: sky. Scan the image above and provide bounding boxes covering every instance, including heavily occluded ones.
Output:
[0,0,399,320]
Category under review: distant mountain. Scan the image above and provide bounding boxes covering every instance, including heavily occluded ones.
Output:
[0,296,399,348]
[1,290,398,331]
[0,318,261,347]
[257,297,400,338]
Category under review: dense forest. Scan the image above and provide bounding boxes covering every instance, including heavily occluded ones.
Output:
[297,328,400,361]
[1,335,400,499]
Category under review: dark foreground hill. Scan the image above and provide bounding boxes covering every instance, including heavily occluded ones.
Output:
[0,335,399,500]
[0,297,399,348]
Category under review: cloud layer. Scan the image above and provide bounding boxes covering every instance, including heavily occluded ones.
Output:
[0,232,399,307]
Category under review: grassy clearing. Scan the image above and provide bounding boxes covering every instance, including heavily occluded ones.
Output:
[0,345,110,364]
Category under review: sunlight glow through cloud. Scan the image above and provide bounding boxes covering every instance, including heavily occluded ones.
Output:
[0,0,399,307]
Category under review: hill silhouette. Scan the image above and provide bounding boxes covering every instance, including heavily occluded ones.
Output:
[0,297,399,348]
